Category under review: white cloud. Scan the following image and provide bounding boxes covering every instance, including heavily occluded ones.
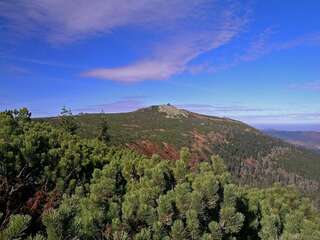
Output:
[177,103,276,113]
[74,98,146,113]
[1,0,250,81]
[83,61,181,82]
[233,112,320,124]
[290,81,320,91]
[82,1,249,82]
[188,29,320,75]
[0,0,207,42]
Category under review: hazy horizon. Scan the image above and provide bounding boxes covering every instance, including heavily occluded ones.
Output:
[253,123,320,132]
[26,103,320,132]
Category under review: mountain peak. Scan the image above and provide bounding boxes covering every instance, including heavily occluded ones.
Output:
[138,104,189,118]
[158,104,189,118]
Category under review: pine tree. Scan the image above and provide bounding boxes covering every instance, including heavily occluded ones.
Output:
[59,106,78,134]
[171,220,187,240]
[134,228,151,240]
[174,148,190,184]
[98,116,110,143]
[186,209,200,240]
[0,215,31,240]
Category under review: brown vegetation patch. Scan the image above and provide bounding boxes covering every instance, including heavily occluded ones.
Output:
[26,191,47,214]
[244,158,258,167]
[189,130,226,164]
[127,140,180,160]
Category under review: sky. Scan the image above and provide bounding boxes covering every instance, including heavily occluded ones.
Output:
[0,0,320,127]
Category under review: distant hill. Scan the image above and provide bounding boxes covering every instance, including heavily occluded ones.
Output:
[41,105,320,204]
[264,130,320,151]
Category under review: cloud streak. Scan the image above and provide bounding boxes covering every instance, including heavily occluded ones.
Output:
[189,29,320,75]
[1,1,251,82]
[83,61,182,83]
[0,55,83,69]
[2,1,320,84]
[233,112,320,124]
[290,81,320,91]
[175,103,320,124]
[74,98,146,113]
[81,1,250,82]
[239,31,320,67]
[177,103,278,114]
[0,0,207,43]
[0,64,31,76]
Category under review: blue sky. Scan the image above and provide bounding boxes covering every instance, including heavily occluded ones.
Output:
[0,0,320,125]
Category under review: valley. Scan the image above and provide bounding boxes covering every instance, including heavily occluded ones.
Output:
[264,130,320,152]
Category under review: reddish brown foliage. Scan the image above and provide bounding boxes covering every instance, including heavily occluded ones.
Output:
[127,140,180,160]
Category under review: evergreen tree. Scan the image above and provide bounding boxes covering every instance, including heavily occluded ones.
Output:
[1,108,320,239]
[58,106,78,134]
[171,220,187,240]
[98,116,110,143]
[0,215,31,240]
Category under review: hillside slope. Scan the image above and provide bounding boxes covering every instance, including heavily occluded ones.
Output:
[2,108,320,239]
[43,105,320,201]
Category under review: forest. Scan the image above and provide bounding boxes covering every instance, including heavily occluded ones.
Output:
[1,108,320,240]
[42,105,320,204]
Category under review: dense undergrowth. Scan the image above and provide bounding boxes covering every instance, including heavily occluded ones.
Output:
[1,109,320,239]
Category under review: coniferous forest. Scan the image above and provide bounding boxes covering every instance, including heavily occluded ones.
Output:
[2,0,320,239]
[1,109,320,240]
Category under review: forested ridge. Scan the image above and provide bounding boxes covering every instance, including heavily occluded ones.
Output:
[41,105,320,204]
[1,108,320,240]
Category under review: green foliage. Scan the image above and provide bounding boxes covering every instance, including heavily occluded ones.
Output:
[42,150,318,240]
[171,220,187,240]
[39,110,320,217]
[27,234,46,240]
[14,107,32,123]
[208,221,222,240]
[58,106,78,134]
[1,108,320,239]
[97,116,111,143]
[134,228,152,240]
[0,215,31,240]
[42,195,81,240]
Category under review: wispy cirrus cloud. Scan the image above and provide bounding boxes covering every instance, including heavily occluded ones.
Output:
[177,103,278,114]
[190,29,320,75]
[0,64,31,76]
[74,97,146,113]
[0,55,84,69]
[236,27,276,62]
[1,0,250,82]
[186,27,277,74]
[1,1,319,84]
[290,81,320,91]
[82,28,244,82]
[82,61,182,83]
[236,29,320,63]
[239,31,320,65]
[0,0,207,43]
[233,112,320,124]
[278,32,320,50]
[184,104,320,123]
[82,1,250,82]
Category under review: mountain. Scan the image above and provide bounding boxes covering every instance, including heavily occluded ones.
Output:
[42,104,320,204]
[2,108,320,239]
[264,130,320,151]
